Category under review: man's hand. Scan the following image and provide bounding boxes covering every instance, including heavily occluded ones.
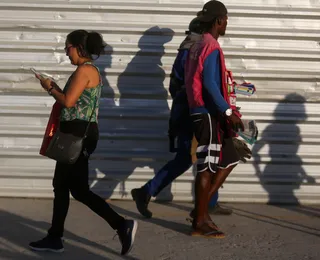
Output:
[228,113,244,132]
[232,138,252,163]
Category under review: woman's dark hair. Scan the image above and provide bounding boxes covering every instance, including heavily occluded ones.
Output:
[66,30,106,59]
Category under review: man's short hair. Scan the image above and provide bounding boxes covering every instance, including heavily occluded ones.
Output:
[185,17,204,35]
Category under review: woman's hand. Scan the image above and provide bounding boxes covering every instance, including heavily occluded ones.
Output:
[35,74,52,91]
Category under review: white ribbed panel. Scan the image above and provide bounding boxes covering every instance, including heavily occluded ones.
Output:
[0,0,319,203]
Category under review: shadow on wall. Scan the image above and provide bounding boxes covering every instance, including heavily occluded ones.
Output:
[99,42,115,98]
[90,26,175,200]
[252,93,316,207]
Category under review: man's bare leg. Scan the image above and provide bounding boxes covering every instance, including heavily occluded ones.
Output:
[208,165,236,202]
[204,165,236,224]
[192,169,225,238]
[189,166,235,218]
[193,170,212,228]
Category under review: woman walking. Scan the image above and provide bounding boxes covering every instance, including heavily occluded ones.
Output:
[29,30,137,256]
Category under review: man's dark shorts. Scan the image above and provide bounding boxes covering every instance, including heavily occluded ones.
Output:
[191,113,239,173]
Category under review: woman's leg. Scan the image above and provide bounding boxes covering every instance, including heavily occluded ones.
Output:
[29,162,69,252]
[48,162,71,238]
[69,153,126,230]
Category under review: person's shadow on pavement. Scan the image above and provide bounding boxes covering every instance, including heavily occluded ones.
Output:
[253,93,317,217]
[0,209,139,260]
[90,26,175,201]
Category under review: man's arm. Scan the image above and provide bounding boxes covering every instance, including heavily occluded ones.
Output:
[203,49,230,113]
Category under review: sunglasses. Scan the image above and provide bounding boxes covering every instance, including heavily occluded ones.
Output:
[64,45,73,54]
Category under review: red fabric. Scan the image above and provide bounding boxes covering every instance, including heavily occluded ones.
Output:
[185,33,241,122]
[39,102,62,156]
[185,33,244,162]
[224,70,242,117]
[185,33,222,109]
[185,33,241,164]
[215,40,241,136]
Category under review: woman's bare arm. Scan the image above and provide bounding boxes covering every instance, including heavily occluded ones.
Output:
[37,66,90,108]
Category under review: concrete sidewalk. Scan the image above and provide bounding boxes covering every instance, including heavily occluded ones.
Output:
[0,198,319,260]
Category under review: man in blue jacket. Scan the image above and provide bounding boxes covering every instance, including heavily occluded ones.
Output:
[131,18,237,218]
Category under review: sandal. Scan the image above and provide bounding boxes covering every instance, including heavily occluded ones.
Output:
[186,217,219,230]
[188,210,219,230]
[191,223,225,239]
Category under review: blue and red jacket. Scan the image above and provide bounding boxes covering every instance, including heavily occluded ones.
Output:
[185,33,240,136]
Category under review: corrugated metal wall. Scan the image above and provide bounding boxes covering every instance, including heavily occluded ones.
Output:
[0,0,319,203]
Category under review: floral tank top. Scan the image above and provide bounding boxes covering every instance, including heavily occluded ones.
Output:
[60,62,102,123]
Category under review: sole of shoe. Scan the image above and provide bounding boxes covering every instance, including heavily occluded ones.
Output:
[122,220,138,255]
[29,245,64,253]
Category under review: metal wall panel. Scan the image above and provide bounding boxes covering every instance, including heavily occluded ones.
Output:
[0,0,319,203]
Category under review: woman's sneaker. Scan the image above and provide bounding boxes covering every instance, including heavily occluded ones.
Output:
[29,235,64,253]
[117,219,138,255]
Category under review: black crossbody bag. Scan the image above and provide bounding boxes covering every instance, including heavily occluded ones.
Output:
[45,100,96,164]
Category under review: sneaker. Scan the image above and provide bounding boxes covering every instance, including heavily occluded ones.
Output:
[131,188,152,218]
[117,219,138,255]
[29,235,64,253]
[209,203,233,215]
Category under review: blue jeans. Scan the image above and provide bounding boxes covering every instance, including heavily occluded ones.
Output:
[143,132,219,206]
[209,190,218,207]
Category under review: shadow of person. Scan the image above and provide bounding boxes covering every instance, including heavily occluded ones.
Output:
[0,209,139,260]
[87,42,119,196]
[253,93,316,216]
[108,203,192,236]
[90,26,175,201]
[227,206,320,237]
[98,43,115,99]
